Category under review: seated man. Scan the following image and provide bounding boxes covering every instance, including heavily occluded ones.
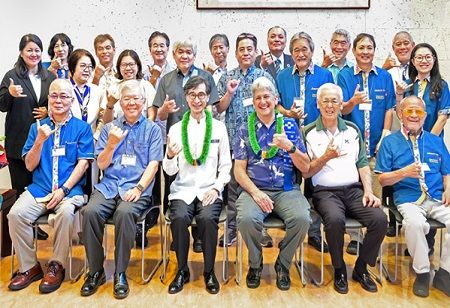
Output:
[8,79,94,293]
[81,80,162,299]
[376,95,450,298]
[163,76,231,294]
[303,83,387,294]
[234,76,311,291]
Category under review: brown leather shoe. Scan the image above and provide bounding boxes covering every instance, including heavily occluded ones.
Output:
[39,261,65,293]
[8,262,44,291]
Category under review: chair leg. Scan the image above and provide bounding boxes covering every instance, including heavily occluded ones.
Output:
[393,222,399,283]
[141,219,162,284]
[439,228,443,258]
[222,217,229,283]
[235,230,243,285]
[293,242,306,287]
[69,211,85,282]
[10,244,15,278]
[160,221,170,282]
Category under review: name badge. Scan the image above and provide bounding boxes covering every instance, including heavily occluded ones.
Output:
[359,101,372,111]
[243,97,253,107]
[52,145,66,157]
[293,97,304,109]
[422,163,431,172]
[121,154,137,166]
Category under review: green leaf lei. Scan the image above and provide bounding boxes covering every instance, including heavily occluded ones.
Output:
[181,109,212,166]
[248,111,283,159]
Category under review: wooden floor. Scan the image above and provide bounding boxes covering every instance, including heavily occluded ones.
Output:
[1,223,448,308]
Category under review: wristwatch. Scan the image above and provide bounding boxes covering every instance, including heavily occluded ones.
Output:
[136,183,145,192]
[60,185,70,196]
[288,145,297,154]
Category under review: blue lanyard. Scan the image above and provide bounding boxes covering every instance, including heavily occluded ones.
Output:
[70,78,90,122]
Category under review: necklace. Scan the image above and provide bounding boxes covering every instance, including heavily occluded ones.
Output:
[181,109,212,166]
[248,111,283,159]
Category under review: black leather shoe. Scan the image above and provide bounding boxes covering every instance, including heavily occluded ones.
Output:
[246,263,263,289]
[385,225,396,237]
[34,226,49,240]
[204,271,220,294]
[274,258,290,291]
[352,270,377,292]
[334,273,349,294]
[168,270,190,294]
[346,241,361,255]
[113,272,129,299]
[413,272,430,297]
[80,269,106,296]
[308,236,329,253]
[193,239,203,253]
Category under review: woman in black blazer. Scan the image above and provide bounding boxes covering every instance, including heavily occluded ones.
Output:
[0,34,56,198]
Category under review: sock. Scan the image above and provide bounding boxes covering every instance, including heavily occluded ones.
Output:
[355,257,367,274]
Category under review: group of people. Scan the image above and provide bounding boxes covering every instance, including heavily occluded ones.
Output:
[0,26,449,300]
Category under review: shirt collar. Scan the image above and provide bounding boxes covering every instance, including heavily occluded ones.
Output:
[329,59,352,69]
[49,111,72,127]
[239,64,256,75]
[400,125,424,140]
[121,114,145,127]
[354,64,378,76]
[315,115,347,132]
[177,65,196,77]
[414,76,431,83]
[292,62,314,76]
[189,111,206,122]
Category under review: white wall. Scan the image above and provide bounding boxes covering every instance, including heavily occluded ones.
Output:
[0,0,449,187]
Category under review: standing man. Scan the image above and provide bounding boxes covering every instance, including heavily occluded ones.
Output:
[337,33,395,199]
[163,76,231,294]
[8,79,94,293]
[255,26,294,80]
[144,31,175,89]
[216,33,275,247]
[304,83,387,294]
[321,29,353,83]
[92,34,118,91]
[376,95,450,298]
[234,77,310,290]
[276,32,334,252]
[382,31,415,85]
[81,80,162,299]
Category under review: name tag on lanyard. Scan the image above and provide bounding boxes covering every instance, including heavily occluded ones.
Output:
[121,154,137,166]
[52,145,66,157]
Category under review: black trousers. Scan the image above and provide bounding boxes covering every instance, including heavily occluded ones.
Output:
[313,183,387,269]
[170,198,222,273]
[8,157,32,199]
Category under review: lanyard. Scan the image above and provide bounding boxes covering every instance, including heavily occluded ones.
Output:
[409,134,430,204]
[70,78,91,122]
[362,72,371,157]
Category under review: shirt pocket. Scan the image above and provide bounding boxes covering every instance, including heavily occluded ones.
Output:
[424,152,441,173]
[64,142,78,163]
[136,143,150,165]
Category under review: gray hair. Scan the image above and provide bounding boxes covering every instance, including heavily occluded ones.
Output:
[173,38,197,55]
[49,78,74,94]
[289,32,314,54]
[392,31,414,46]
[317,83,343,102]
[331,29,351,44]
[399,95,425,110]
[119,79,144,100]
[251,76,277,97]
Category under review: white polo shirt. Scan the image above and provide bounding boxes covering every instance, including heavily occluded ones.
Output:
[304,116,369,187]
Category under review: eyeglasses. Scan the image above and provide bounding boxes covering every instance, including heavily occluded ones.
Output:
[414,55,434,62]
[403,108,426,117]
[49,94,72,101]
[121,96,143,104]
[319,99,340,106]
[120,62,137,69]
[187,92,207,101]
[79,63,93,71]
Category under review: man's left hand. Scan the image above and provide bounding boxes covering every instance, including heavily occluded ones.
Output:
[202,189,219,206]
[442,190,450,206]
[124,187,142,202]
[362,192,381,208]
[46,189,65,210]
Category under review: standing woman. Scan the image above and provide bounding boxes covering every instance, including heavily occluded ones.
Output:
[396,43,449,135]
[43,33,74,79]
[0,34,56,198]
[103,49,155,123]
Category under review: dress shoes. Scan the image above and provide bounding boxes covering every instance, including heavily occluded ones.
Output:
[39,260,65,293]
[113,272,129,299]
[334,273,349,294]
[219,229,237,247]
[433,268,450,297]
[274,258,291,291]
[308,236,329,253]
[352,269,377,292]
[413,272,430,297]
[346,241,361,256]
[193,239,203,253]
[8,262,44,291]
[204,271,220,294]
[246,262,263,289]
[80,269,106,296]
[34,226,49,240]
[168,270,190,294]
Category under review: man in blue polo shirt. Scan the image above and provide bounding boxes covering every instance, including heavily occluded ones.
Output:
[8,79,94,293]
[81,80,162,299]
[337,33,395,199]
[321,29,353,83]
[234,77,311,291]
[376,95,450,298]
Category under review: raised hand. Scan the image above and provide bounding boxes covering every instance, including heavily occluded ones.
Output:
[323,137,346,160]
[166,136,182,159]
[321,48,338,68]
[382,53,400,70]
[259,50,273,69]
[350,84,370,105]
[106,90,118,109]
[395,80,413,96]
[270,132,292,151]
[202,62,218,75]
[285,102,304,119]
[148,64,162,87]
[106,124,128,148]
[93,64,109,81]
[401,162,422,179]
[8,78,27,98]
[226,79,240,95]
[161,95,179,114]
[36,119,56,143]
[32,106,48,119]
[49,56,62,71]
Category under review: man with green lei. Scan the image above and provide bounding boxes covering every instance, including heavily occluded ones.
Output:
[163,76,231,294]
[234,76,311,290]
